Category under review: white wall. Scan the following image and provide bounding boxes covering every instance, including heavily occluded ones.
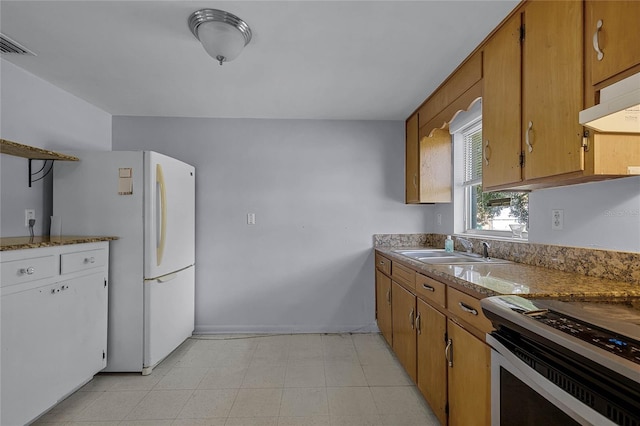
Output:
[0,59,112,236]
[112,117,432,333]
[528,177,640,252]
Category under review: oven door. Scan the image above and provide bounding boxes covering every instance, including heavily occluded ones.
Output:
[488,335,617,426]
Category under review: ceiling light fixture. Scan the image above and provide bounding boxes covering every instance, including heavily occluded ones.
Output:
[188,9,252,66]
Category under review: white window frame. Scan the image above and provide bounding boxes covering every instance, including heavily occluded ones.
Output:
[450,99,528,240]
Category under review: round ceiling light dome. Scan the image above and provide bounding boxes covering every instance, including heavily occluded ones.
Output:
[188,9,252,66]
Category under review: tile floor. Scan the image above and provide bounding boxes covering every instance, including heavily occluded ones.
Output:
[33,333,440,426]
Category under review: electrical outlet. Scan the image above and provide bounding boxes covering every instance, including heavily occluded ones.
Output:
[551,209,564,230]
[436,213,442,226]
[247,213,256,225]
[25,209,35,227]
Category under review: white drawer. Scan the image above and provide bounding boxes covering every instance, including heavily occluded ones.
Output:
[60,249,107,275]
[1,255,58,287]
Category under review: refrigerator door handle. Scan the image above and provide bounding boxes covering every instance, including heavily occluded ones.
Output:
[156,163,167,266]
[156,273,177,283]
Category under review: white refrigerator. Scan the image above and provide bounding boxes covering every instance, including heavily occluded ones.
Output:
[53,151,195,374]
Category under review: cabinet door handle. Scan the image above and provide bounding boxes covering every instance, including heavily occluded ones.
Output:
[484,140,490,166]
[386,288,391,305]
[413,173,418,189]
[525,121,533,153]
[445,338,453,367]
[415,312,421,335]
[458,301,478,316]
[84,257,96,264]
[19,267,35,275]
[422,284,435,292]
[593,19,604,61]
[409,308,415,330]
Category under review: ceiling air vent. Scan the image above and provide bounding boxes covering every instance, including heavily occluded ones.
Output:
[0,33,35,55]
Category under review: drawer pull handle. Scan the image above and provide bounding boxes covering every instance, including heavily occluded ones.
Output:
[458,302,478,316]
[593,19,604,61]
[422,284,435,292]
[445,338,453,367]
[409,308,415,330]
[84,257,96,264]
[19,267,35,275]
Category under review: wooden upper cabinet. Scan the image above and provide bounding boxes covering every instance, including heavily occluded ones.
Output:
[522,0,584,181]
[419,52,483,130]
[405,113,420,204]
[482,13,523,190]
[586,1,640,87]
[419,127,452,203]
[406,114,452,204]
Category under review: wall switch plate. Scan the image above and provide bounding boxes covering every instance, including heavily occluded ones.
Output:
[551,209,564,230]
[25,209,35,227]
[247,213,256,225]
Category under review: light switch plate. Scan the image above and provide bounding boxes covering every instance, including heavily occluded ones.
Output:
[247,213,256,225]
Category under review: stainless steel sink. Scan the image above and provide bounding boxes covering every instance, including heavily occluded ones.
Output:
[393,249,454,258]
[393,249,511,265]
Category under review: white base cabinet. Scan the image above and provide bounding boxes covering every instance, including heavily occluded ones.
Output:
[1,242,109,426]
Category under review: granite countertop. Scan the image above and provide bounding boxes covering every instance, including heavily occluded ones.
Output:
[376,246,640,300]
[0,235,118,251]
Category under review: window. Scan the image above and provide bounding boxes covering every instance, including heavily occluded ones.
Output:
[460,121,528,237]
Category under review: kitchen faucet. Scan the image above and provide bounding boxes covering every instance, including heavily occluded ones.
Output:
[482,241,491,259]
[457,237,473,254]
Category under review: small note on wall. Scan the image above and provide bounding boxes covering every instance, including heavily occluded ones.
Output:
[118,168,133,195]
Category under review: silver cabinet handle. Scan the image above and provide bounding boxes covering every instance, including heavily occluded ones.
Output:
[422,284,435,292]
[458,301,478,316]
[445,338,453,367]
[386,288,391,305]
[484,139,490,166]
[525,121,533,153]
[409,308,415,330]
[593,19,604,61]
[415,312,421,335]
[19,267,35,275]
[84,257,96,264]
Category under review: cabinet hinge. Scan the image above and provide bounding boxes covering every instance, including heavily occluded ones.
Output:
[102,350,106,359]
[104,279,107,288]
[519,152,525,168]
[582,130,590,152]
[519,25,525,42]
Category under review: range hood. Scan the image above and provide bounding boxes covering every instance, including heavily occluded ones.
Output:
[579,72,640,133]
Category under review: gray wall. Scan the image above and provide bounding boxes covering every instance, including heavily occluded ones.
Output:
[1,59,112,236]
[113,117,432,333]
[528,177,640,252]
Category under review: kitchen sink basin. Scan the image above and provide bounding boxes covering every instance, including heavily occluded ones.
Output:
[393,249,454,258]
[419,256,511,264]
[393,249,511,265]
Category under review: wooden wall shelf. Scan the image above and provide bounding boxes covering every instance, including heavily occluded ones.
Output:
[0,138,79,186]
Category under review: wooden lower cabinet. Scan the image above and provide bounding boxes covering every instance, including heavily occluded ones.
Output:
[416,298,448,425]
[375,270,393,347]
[392,282,417,382]
[447,320,491,426]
